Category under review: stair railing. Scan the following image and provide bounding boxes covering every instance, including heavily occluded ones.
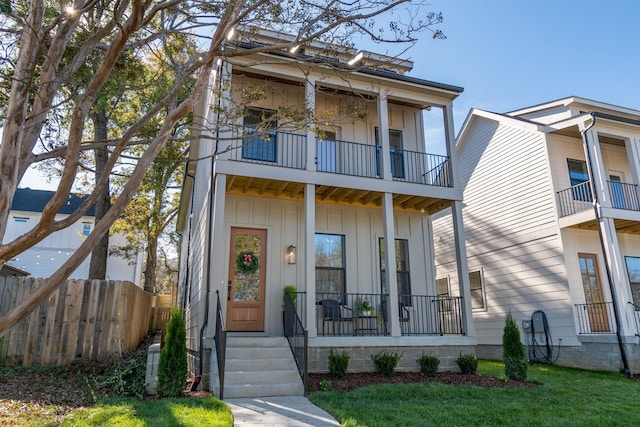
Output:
[283,292,308,396]
[214,290,227,400]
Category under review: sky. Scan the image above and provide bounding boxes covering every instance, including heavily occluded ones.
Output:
[21,0,640,189]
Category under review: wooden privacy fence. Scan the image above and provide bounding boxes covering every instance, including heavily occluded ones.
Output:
[0,277,156,367]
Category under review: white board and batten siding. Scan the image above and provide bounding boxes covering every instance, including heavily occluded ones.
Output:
[434,115,576,346]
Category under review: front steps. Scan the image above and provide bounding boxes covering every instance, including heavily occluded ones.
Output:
[223,336,304,398]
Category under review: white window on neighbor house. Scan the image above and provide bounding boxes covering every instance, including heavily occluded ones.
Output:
[436,277,450,297]
[469,269,485,310]
[82,222,91,237]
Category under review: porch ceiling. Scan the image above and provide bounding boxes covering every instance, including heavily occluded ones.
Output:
[225,176,452,214]
[567,218,640,235]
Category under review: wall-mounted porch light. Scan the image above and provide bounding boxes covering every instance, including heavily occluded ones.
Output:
[287,245,297,264]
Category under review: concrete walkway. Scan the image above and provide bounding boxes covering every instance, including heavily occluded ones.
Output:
[226,396,341,426]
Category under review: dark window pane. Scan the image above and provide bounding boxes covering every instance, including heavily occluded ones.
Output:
[469,270,484,309]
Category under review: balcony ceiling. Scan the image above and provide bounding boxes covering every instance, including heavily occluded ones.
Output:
[225,176,451,214]
[568,218,640,235]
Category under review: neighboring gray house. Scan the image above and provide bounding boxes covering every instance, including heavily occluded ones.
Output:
[3,188,142,283]
[433,97,640,374]
[176,30,477,397]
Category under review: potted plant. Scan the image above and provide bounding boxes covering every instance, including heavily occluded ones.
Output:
[354,297,375,317]
[283,285,297,336]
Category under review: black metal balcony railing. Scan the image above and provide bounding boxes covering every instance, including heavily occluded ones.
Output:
[607,181,640,211]
[317,139,379,178]
[575,302,616,334]
[557,181,592,217]
[315,292,464,337]
[228,129,452,188]
[230,128,307,169]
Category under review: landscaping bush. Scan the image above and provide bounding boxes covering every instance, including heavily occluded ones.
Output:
[416,352,440,376]
[328,349,350,379]
[156,308,188,397]
[503,312,528,381]
[371,350,403,377]
[456,353,478,374]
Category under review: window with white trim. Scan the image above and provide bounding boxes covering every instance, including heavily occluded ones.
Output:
[469,270,485,309]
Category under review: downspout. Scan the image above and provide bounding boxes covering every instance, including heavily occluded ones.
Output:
[581,113,631,377]
[197,58,224,381]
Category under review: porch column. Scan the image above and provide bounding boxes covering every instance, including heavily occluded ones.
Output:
[452,201,476,338]
[423,215,436,295]
[304,184,318,337]
[598,218,636,337]
[305,78,317,171]
[382,192,401,337]
[582,127,612,208]
[377,93,392,181]
[211,60,233,161]
[208,173,227,333]
[442,102,459,189]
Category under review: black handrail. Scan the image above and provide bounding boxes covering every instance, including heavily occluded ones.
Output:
[283,292,308,396]
[575,302,616,334]
[629,302,640,336]
[214,291,226,399]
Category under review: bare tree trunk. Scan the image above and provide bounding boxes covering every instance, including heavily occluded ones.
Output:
[144,234,158,293]
[89,109,110,279]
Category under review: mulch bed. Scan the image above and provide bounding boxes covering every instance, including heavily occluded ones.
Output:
[307,371,536,393]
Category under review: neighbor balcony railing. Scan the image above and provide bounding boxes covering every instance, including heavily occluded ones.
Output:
[557,181,592,217]
[391,150,451,187]
[607,181,640,211]
[629,302,640,337]
[314,292,464,337]
[575,302,616,334]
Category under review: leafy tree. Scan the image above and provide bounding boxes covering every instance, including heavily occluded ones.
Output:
[0,0,446,336]
[156,307,188,397]
[503,312,528,381]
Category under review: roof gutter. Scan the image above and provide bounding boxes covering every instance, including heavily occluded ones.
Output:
[580,113,631,378]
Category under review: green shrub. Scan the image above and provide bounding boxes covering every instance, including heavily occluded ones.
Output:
[416,352,440,376]
[100,356,147,399]
[283,285,297,309]
[328,349,350,379]
[156,308,188,397]
[319,379,333,391]
[503,312,528,381]
[456,353,478,374]
[371,350,403,377]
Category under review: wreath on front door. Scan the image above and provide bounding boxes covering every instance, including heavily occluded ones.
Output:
[236,250,259,275]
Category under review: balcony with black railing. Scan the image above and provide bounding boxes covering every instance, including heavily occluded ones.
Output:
[607,180,640,211]
[227,128,452,188]
[575,302,616,334]
[315,292,464,337]
[557,181,592,217]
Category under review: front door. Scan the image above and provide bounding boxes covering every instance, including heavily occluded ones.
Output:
[578,253,609,332]
[227,228,267,331]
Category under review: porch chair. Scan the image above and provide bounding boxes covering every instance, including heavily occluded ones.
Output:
[380,299,410,334]
[320,299,353,336]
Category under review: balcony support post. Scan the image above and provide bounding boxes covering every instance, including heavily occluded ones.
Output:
[381,192,401,337]
[443,102,459,189]
[582,127,612,209]
[452,201,476,338]
[215,60,233,161]
[304,184,318,337]
[377,93,392,181]
[305,78,316,171]
[625,136,640,191]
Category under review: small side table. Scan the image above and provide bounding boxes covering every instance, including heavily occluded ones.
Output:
[354,315,378,335]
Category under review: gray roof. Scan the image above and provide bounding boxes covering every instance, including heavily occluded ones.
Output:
[11,188,96,216]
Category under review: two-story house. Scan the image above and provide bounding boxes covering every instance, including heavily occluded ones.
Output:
[176,30,477,397]
[433,97,640,375]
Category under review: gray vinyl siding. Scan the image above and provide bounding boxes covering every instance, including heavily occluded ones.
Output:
[435,115,574,345]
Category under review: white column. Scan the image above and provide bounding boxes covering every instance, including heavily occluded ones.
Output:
[583,127,611,208]
[442,102,459,188]
[216,60,233,161]
[208,173,227,335]
[599,217,636,337]
[304,184,318,337]
[423,215,436,295]
[625,136,640,189]
[305,78,317,171]
[382,192,401,336]
[377,93,392,180]
[452,201,476,337]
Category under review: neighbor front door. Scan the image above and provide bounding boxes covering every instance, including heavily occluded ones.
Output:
[227,227,267,331]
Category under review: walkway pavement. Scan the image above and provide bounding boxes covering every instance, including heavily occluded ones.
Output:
[225,396,341,426]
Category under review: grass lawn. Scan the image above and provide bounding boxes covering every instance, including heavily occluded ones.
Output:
[309,360,640,426]
[59,396,233,427]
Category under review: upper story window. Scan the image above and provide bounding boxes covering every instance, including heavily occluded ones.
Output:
[82,223,91,236]
[242,107,277,162]
[567,159,591,202]
[315,234,346,298]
